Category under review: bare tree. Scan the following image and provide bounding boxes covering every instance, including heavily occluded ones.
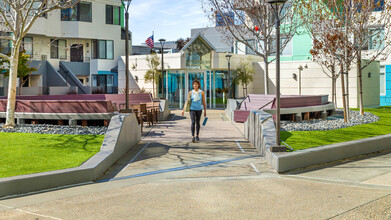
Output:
[200,0,301,94]
[0,0,79,128]
[299,0,359,122]
[351,0,391,115]
[310,38,341,109]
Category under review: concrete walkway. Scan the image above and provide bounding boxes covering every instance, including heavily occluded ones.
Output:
[1,110,391,219]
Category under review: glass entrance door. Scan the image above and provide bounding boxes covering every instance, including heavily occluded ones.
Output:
[212,70,228,108]
[166,71,185,109]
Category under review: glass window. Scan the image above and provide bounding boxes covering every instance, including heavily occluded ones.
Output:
[281,38,293,56]
[113,6,120,25]
[106,5,121,25]
[58,40,67,59]
[50,39,66,59]
[99,40,106,59]
[0,33,11,54]
[61,2,91,22]
[92,40,114,59]
[245,40,257,55]
[50,39,58,58]
[106,40,114,59]
[369,28,385,50]
[79,2,92,22]
[23,37,33,56]
[270,37,292,56]
[380,65,385,95]
[106,5,113,24]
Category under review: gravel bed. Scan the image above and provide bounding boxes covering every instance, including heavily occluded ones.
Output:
[281,109,379,132]
[0,124,107,135]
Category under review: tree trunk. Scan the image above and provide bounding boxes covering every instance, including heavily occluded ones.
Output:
[340,63,347,123]
[333,76,337,108]
[357,50,364,115]
[4,50,20,128]
[152,77,155,98]
[263,58,269,95]
[331,75,335,107]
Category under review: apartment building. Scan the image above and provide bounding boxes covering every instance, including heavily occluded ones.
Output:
[0,0,130,96]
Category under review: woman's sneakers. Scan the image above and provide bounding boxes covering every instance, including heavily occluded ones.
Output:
[192,137,200,143]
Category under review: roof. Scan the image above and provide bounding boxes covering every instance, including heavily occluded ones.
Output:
[181,33,217,52]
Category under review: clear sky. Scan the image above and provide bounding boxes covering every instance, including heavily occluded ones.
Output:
[128,0,211,45]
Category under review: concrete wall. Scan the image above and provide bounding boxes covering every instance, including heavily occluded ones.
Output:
[266,60,380,108]
[49,86,78,95]
[0,113,141,198]
[245,110,391,173]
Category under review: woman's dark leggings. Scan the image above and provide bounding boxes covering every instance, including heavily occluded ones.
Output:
[190,110,202,137]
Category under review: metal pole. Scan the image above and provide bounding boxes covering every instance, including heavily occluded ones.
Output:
[125,11,129,111]
[228,60,231,99]
[275,8,281,146]
[161,46,164,98]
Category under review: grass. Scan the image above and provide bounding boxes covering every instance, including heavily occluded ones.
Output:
[281,107,391,151]
[0,133,104,178]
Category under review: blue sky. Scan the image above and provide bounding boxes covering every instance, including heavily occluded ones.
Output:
[128,0,211,45]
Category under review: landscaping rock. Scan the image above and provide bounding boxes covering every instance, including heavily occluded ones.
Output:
[281,109,379,132]
[0,124,107,135]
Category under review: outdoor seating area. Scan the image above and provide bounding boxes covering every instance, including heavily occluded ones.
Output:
[233,94,333,123]
[0,94,163,129]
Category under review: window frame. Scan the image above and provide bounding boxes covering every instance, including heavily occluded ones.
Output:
[106,5,121,25]
[92,39,114,60]
[50,39,67,59]
[61,2,92,22]
[23,37,33,56]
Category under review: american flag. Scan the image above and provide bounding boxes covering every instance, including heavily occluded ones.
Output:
[145,35,154,49]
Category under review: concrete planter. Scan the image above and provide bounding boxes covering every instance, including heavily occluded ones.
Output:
[245,110,391,173]
[0,114,141,198]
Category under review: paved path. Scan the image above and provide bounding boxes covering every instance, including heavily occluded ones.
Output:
[1,110,391,219]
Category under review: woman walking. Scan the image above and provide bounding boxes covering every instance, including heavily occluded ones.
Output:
[181,79,207,142]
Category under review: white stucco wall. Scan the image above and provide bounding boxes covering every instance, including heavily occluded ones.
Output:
[266,60,380,108]
[27,0,126,74]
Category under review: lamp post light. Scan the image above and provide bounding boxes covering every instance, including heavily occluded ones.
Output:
[121,0,132,113]
[267,0,287,150]
[225,54,232,101]
[159,38,166,99]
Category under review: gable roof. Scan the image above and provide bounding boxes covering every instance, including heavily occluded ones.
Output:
[180,33,217,52]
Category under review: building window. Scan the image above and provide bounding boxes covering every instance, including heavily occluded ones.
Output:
[23,37,33,56]
[270,37,293,56]
[380,65,385,95]
[106,5,121,25]
[245,40,257,55]
[61,2,92,22]
[50,39,67,59]
[0,32,11,54]
[92,40,114,59]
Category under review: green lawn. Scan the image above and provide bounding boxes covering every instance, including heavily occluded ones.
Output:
[0,133,104,178]
[281,107,391,151]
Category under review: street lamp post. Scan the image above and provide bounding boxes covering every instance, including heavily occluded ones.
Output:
[225,54,232,100]
[267,0,287,150]
[159,38,166,99]
[121,0,132,113]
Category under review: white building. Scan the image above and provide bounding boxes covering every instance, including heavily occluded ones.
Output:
[1,0,130,96]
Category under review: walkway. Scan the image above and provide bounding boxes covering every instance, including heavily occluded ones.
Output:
[1,110,391,219]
